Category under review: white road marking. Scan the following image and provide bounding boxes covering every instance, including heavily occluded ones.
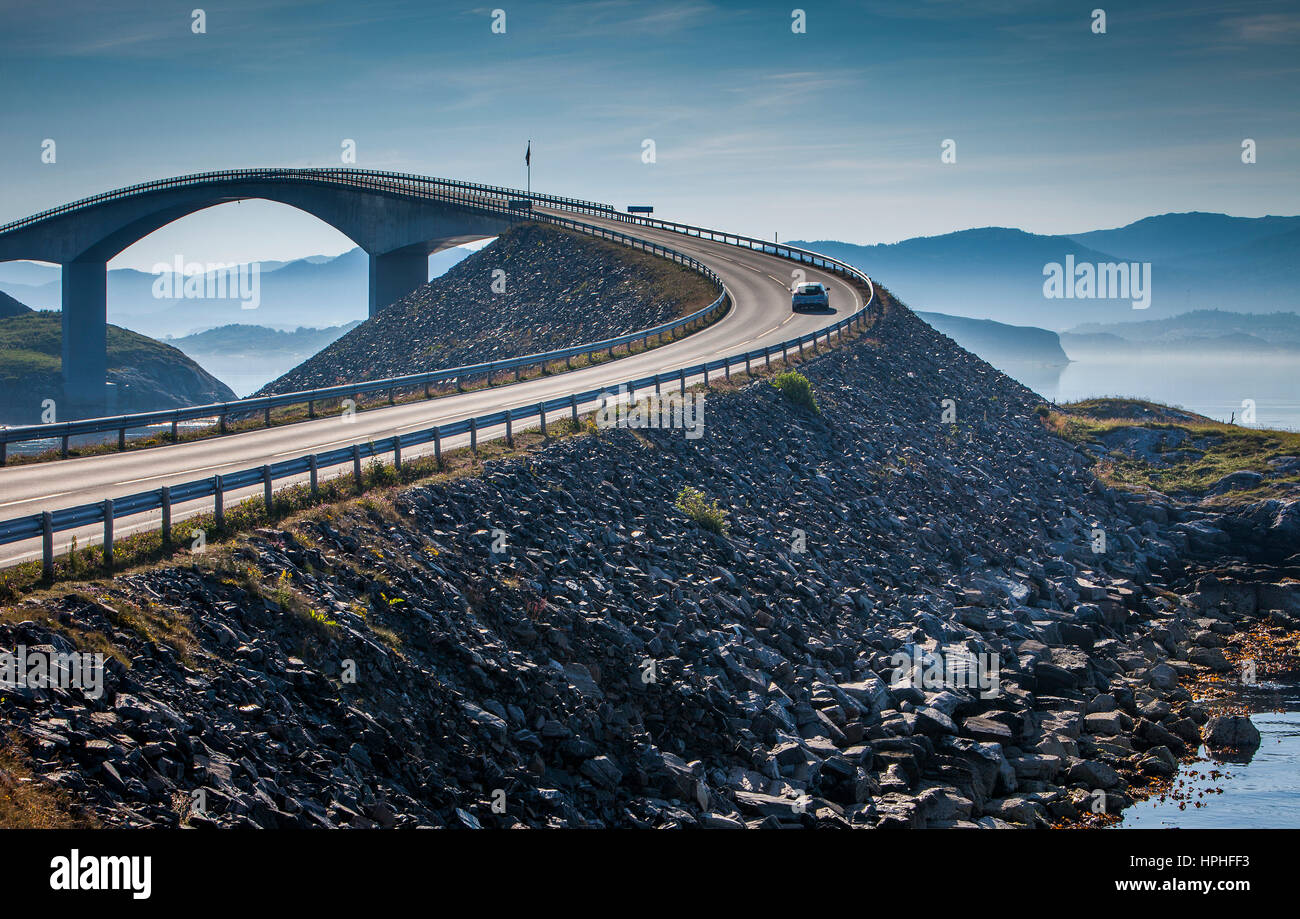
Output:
[115,461,233,486]
[0,491,70,508]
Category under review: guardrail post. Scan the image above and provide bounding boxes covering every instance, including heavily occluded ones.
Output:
[798,338,804,358]
[433,427,443,468]
[352,444,363,491]
[219,413,227,434]
[566,353,572,370]
[388,387,396,404]
[308,400,316,419]
[214,474,225,529]
[1,439,7,467]
[393,438,402,472]
[679,368,687,395]
[41,511,53,581]
[570,394,579,428]
[61,434,69,458]
[766,347,772,368]
[505,412,513,447]
[102,498,114,570]
[515,365,522,382]
[171,416,179,441]
[262,465,273,515]
[264,406,272,427]
[309,455,319,498]
[538,405,547,438]
[118,427,126,451]
[724,357,730,381]
[160,485,172,548]
[745,354,752,376]
[424,380,432,399]
[456,376,463,393]
[469,418,478,454]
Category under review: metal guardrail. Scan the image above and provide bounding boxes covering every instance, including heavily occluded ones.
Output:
[0,179,725,462]
[0,179,878,575]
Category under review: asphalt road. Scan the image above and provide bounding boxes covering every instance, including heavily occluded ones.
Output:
[0,210,864,566]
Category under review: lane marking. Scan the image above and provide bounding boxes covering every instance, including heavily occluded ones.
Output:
[115,460,234,486]
[0,491,70,508]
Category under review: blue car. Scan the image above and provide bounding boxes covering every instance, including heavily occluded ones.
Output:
[791,281,829,311]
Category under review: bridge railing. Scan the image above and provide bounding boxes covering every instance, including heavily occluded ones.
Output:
[0,196,727,461]
[1,273,875,572]
[0,167,615,235]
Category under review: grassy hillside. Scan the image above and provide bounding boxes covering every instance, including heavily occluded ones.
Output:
[0,312,237,423]
[0,290,32,319]
[1043,397,1300,504]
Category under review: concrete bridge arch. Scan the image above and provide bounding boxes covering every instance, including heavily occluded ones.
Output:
[0,170,521,414]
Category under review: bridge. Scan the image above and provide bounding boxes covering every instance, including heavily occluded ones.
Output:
[0,169,877,570]
[0,168,613,413]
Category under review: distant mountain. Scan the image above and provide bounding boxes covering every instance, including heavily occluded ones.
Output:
[0,245,478,338]
[0,311,236,423]
[1061,309,1300,357]
[1066,213,1300,262]
[793,212,1300,328]
[0,290,31,318]
[168,322,362,357]
[916,311,1068,368]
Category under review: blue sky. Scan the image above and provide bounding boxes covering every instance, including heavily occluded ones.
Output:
[1,0,1296,270]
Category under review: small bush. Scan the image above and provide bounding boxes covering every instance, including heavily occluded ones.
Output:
[772,371,818,413]
[675,485,730,535]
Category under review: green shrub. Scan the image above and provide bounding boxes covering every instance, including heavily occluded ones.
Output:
[675,485,730,535]
[772,371,818,413]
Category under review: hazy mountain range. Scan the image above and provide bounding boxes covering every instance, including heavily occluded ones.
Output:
[2,212,1295,403]
[792,212,1300,329]
[1060,310,1300,357]
[0,246,474,339]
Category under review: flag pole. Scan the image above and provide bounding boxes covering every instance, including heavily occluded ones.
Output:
[527,138,531,198]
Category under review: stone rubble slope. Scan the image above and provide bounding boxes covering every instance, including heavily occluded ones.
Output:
[3,291,1297,828]
[257,223,712,395]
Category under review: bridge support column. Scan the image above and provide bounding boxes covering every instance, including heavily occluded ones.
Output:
[61,258,108,416]
[368,248,428,317]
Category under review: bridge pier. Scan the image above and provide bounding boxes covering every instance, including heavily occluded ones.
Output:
[61,257,109,417]
[368,248,428,317]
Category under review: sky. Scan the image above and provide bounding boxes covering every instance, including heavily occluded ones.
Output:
[0,0,1296,270]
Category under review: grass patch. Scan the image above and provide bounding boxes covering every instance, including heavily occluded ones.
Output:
[675,485,730,535]
[771,370,819,413]
[1043,400,1300,502]
[0,739,97,828]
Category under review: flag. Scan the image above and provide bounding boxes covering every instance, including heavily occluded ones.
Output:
[525,141,531,167]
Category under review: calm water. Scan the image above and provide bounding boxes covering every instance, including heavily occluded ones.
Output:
[1120,681,1300,828]
[190,353,306,398]
[1002,354,1300,430]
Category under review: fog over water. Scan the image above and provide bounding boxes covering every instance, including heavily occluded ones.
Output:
[1002,353,1300,430]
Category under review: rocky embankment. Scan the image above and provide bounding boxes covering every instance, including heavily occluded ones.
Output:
[2,290,1297,828]
[257,224,716,395]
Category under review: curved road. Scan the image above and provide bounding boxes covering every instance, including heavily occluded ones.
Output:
[0,209,865,565]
